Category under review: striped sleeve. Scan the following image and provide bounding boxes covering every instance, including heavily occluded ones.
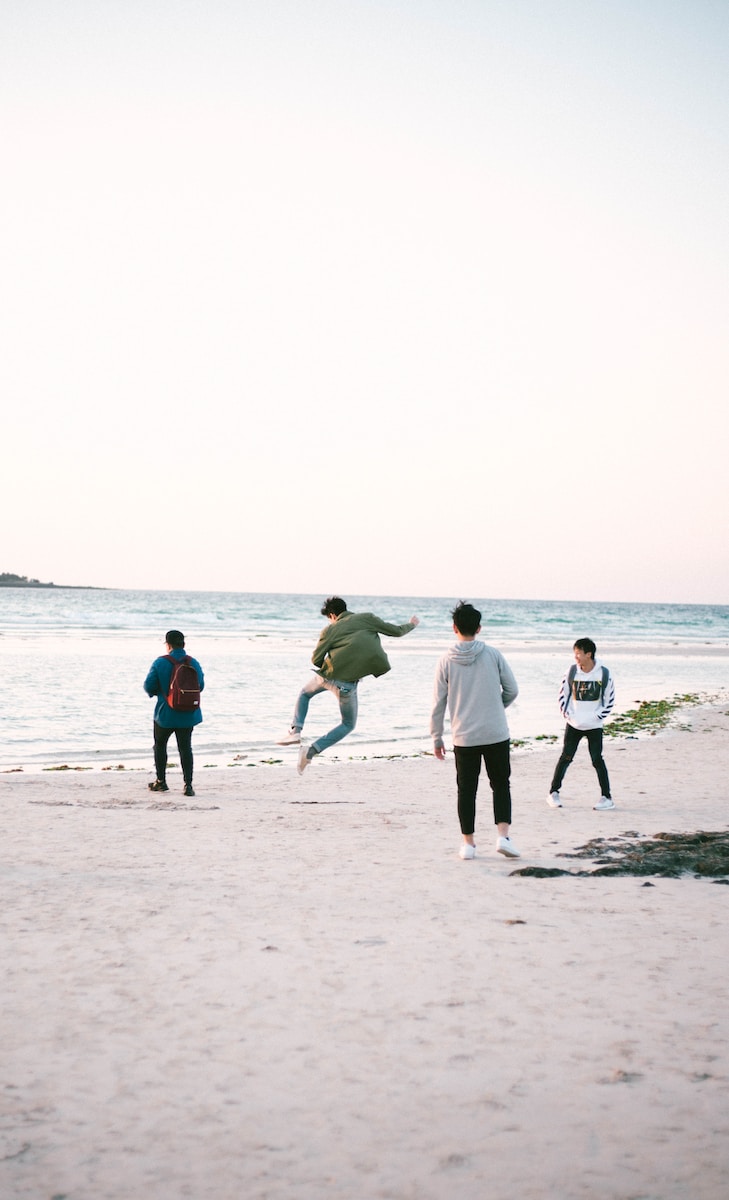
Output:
[558,672,571,716]
[597,672,615,722]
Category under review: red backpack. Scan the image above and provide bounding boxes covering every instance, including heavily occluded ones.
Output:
[166,654,201,712]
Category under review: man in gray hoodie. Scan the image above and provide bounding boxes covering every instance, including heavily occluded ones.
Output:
[431,601,520,860]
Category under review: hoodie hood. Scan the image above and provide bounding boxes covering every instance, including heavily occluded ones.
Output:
[447,640,486,666]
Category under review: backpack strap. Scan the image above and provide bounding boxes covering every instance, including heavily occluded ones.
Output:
[601,665,609,700]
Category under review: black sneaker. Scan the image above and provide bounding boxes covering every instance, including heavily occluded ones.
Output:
[148,780,169,792]
[183,783,195,797]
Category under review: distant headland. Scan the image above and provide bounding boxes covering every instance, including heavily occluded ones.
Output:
[0,573,102,590]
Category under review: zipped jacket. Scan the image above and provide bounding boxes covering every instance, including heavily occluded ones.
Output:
[311,611,417,683]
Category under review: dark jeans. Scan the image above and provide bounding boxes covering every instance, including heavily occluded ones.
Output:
[453,740,512,836]
[153,722,194,785]
[550,725,610,798]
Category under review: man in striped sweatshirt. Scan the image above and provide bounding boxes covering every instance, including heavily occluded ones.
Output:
[547,637,616,811]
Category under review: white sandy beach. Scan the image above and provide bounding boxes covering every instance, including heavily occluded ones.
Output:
[2,701,729,1199]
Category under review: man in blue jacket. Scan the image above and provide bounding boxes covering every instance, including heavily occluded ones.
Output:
[144,630,204,797]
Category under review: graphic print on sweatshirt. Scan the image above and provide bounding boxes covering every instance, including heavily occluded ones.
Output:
[573,679,603,703]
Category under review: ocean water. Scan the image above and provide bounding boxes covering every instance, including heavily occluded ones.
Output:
[1,589,728,771]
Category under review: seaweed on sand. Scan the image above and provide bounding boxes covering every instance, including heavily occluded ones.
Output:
[604,693,702,738]
[511,830,729,879]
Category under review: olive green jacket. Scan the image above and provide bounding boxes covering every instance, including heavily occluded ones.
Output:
[311,611,417,683]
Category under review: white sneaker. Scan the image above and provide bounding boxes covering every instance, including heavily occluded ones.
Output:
[496,836,521,858]
[546,791,562,808]
[594,796,615,810]
[459,843,476,860]
[297,744,311,775]
[277,729,301,745]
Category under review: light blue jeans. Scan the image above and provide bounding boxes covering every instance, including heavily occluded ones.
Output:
[293,674,359,756]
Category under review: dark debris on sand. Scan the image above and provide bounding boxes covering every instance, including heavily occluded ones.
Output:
[511,830,729,879]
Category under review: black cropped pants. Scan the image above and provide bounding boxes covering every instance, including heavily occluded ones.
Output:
[453,739,512,836]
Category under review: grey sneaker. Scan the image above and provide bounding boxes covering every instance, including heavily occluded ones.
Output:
[594,796,616,810]
[277,729,301,745]
[297,744,311,775]
[496,836,521,858]
[547,791,562,808]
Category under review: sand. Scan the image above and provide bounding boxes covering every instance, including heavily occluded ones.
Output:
[2,702,729,1199]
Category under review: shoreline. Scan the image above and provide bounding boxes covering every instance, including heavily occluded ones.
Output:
[3,615,728,776]
[2,699,727,835]
[2,692,725,776]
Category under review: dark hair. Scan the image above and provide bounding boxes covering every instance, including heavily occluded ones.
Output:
[573,637,596,657]
[165,629,185,648]
[321,597,347,618]
[451,601,481,637]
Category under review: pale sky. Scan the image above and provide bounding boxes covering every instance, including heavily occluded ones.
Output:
[2,0,728,602]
